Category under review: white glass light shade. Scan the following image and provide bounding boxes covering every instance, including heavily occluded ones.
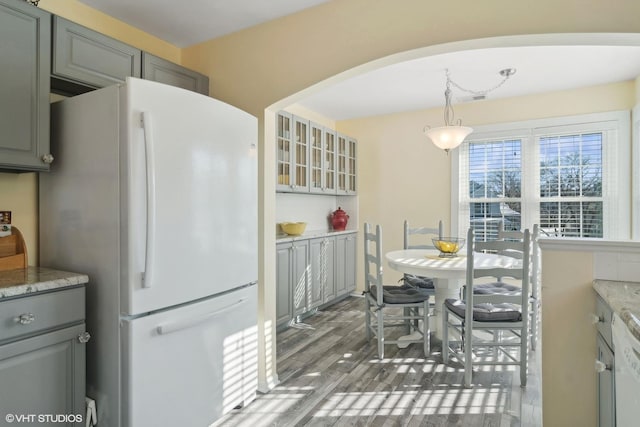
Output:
[424,125,473,151]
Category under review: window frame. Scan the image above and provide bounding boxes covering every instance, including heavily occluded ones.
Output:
[451,110,631,240]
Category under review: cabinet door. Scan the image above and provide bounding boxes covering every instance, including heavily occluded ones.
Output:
[597,335,615,427]
[292,116,310,192]
[142,52,209,95]
[276,112,294,192]
[344,233,357,292]
[336,134,349,195]
[52,16,141,89]
[347,137,358,194]
[336,233,357,296]
[323,237,337,303]
[0,0,51,171]
[292,241,310,316]
[309,123,325,194]
[324,129,337,193]
[0,323,86,420]
[310,237,336,308]
[276,243,293,326]
[309,238,324,308]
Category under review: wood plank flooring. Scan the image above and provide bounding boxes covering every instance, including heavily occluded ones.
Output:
[215,296,542,426]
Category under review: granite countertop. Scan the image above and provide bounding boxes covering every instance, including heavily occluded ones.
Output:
[0,267,89,300]
[593,279,640,340]
[276,228,358,243]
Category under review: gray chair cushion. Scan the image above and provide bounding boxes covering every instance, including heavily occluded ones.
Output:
[473,282,521,296]
[402,274,435,289]
[370,285,430,304]
[444,298,522,322]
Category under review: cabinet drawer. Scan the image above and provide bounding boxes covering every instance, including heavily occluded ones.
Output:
[0,287,85,344]
[596,294,614,349]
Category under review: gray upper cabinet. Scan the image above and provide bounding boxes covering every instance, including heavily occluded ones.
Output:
[142,52,209,95]
[0,0,51,171]
[52,16,141,90]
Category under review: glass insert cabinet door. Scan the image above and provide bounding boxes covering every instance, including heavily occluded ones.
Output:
[292,116,309,191]
[336,133,357,195]
[276,112,309,192]
[347,137,357,194]
[309,123,324,193]
[337,134,348,194]
[276,112,293,190]
[324,129,337,193]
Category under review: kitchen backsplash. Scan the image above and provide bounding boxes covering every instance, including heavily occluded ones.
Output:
[595,249,640,282]
[276,193,358,233]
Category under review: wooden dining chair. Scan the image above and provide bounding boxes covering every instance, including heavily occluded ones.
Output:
[363,223,430,359]
[442,227,531,388]
[401,219,443,292]
[495,222,542,350]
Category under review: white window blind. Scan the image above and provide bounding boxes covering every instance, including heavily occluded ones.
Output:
[453,111,630,240]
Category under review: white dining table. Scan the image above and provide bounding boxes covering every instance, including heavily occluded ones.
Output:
[385,248,521,340]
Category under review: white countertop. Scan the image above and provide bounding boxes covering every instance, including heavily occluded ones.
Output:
[0,267,89,300]
[276,228,358,243]
[593,279,640,341]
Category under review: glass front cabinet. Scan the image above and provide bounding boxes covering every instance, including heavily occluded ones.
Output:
[276,112,309,192]
[337,133,357,195]
[277,111,355,195]
[309,123,338,194]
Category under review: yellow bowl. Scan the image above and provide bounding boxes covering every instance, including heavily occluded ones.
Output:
[280,222,307,236]
[432,237,466,257]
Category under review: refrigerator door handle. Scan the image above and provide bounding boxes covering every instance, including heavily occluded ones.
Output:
[141,111,156,289]
[156,298,248,335]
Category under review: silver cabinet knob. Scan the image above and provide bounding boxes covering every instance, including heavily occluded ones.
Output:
[42,153,54,164]
[595,360,611,373]
[15,313,35,325]
[590,313,603,324]
[78,332,91,344]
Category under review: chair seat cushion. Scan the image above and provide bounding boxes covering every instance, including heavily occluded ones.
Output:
[403,274,435,289]
[444,298,522,322]
[473,282,521,296]
[371,285,430,304]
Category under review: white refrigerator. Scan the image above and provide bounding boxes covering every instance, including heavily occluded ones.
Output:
[39,78,258,427]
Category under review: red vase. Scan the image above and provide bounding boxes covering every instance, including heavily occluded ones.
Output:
[331,207,349,231]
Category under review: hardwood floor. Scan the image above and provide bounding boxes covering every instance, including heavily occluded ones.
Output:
[215,296,542,426]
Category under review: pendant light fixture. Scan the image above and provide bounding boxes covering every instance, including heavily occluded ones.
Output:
[424,68,516,154]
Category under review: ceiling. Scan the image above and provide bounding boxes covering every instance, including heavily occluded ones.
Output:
[78,1,640,121]
[78,0,331,47]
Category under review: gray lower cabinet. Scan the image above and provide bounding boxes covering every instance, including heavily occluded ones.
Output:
[142,52,209,95]
[52,16,141,91]
[277,232,357,329]
[276,240,310,327]
[309,236,336,308]
[276,242,294,326]
[595,294,615,427]
[0,286,87,423]
[335,233,357,297]
[597,334,615,427]
[0,0,51,171]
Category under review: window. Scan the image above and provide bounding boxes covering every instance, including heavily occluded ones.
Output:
[539,133,603,237]
[453,111,630,240]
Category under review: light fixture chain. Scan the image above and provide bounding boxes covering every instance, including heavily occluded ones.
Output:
[446,69,513,97]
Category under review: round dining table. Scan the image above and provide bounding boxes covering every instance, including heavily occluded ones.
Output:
[385,248,521,340]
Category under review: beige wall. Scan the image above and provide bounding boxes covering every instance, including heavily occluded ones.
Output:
[541,249,596,426]
[182,0,640,397]
[339,81,635,288]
